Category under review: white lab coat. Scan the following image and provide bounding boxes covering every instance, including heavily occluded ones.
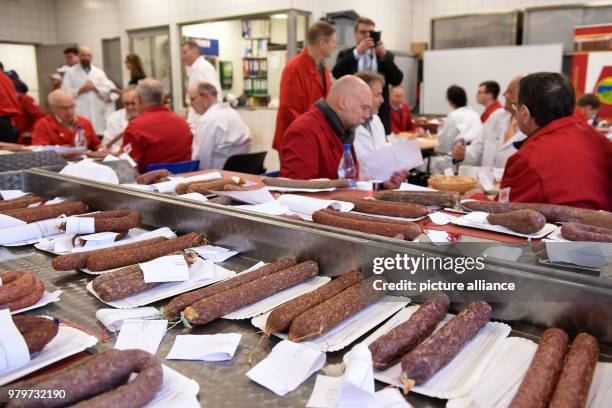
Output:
[61,64,112,135]
[436,106,482,154]
[462,108,525,168]
[186,56,222,126]
[102,108,128,152]
[353,114,388,178]
[192,102,252,170]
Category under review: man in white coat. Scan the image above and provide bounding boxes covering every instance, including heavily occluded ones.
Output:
[436,85,482,154]
[61,46,112,135]
[101,86,141,153]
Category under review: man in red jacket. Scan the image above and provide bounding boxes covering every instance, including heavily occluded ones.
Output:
[122,79,192,173]
[501,72,612,211]
[389,85,416,134]
[273,21,336,151]
[15,92,46,144]
[0,69,20,143]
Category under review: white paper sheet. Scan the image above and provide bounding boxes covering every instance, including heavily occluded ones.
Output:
[0,190,26,200]
[451,211,557,239]
[141,255,190,283]
[0,214,26,229]
[235,200,289,216]
[264,186,337,193]
[398,183,436,192]
[428,212,457,225]
[114,319,168,355]
[178,192,209,202]
[211,188,275,205]
[0,309,30,372]
[64,217,96,234]
[59,161,119,184]
[122,183,156,192]
[79,232,121,248]
[246,340,326,396]
[151,177,186,194]
[166,333,242,361]
[11,290,62,315]
[144,365,200,408]
[362,141,424,181]
[277,194,354,218]
[182,171,222,183]
[425,229,451,245]
[0,218,67,245]
[96,307,161,332]
[189,245,239,263]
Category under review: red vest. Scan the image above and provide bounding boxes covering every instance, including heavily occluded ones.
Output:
[481,101,502,123]
[32,114,100,150]
[390,103,415,133]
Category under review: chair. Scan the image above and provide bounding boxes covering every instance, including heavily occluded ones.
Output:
[222,151,267,175]
[144,160,200,174]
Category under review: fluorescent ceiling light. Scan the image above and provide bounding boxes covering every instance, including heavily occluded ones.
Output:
[270,13,287,19]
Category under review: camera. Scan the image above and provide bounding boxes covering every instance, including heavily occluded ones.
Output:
[369,30,381,46]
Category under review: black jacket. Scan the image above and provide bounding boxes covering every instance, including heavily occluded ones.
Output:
[332,47,403,134]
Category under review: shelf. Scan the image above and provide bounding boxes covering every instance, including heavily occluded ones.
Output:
[243,57,268,60]
[244,76,268,79]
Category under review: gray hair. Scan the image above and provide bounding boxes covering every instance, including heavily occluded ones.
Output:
[196,81,218,98]
[47,89,72,107]
[136,78,164,105]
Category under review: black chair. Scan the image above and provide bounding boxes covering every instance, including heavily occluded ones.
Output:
[222,151,267,175]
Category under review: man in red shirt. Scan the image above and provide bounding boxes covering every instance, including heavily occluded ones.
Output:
[477,80,502,123]
[0,68,20,143]
[15,92,46,144]
[501,72,612,211]
[32,89,100,150]
[389,85,418,134]
[122,79,192,173]
[273,21,336,151]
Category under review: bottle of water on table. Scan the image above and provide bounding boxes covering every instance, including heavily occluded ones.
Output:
[337,144,356,188]
[74,124,86,148]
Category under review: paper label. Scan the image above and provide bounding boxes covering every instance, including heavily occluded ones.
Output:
[444,167,454,176]
[0,309,31,371]
[96,307,160,332]
[189,259,215,280]
[79,232,120,248]
[478,170,495,192]
[166,333,242,361]
[0,214,27,229]
[65,217,96,234]
[428,212,456,225]
[178,193,209,202]
[498,187,511,203]
[0,190,26,200]
[141,255,189,283]
[119,152,137,167]
[191,245,238,263]
[114,319,168,355]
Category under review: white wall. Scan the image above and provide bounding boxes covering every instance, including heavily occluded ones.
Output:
[0,0,57,45]
[0,43,40,102]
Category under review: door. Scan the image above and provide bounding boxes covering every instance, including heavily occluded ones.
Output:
[129,27,172,106]
[35,43,76,110]
[103,38,123,89]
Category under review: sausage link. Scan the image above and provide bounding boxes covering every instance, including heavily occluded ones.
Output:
[288,276,386,342]
[0,278,45,311]
[184,260,318,325]
[312,209,422,240]
[0,271,36,303]
[136,169,170,185]
[374,191,459,207]
[509,328,569,408]
[560,222,612,242]
[164,257,297,319]
[177,178,238,195]
[86,232,206,271]
[262,177,350,189]
[487,209,546,234]
[266,270,363,333]
[60,209,142,233]
[12,315,59,353]
[1,201,88,223]
[370,292,450,370]
[209,195,232,205]
[0,195,45,211]
[341,197,429,218]
[401,301,491,385]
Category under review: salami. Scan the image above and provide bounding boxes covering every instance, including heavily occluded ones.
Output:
[86,232,206,271]
[0,195,45,211]
[487,209,546,234]
[401,301,491,386]
[164,257,297,319]
[509,328,569,408]
[312,209,422,240]
[374,191,459,208]
[370,292,450,370]
[0,201,88,223]
[549,332,599,408]
[5,349,162,408]
[184,260,318,325]
[136,169,170,185]
[288,276,386,342]
[176,178,238,195]
[0,277,45,311]
[12,316,59,353]
[560,222,612,242]
[0,271,36,303]
[60,209,142,233]
[340,197,429,219]
[262,177,350,189]
[266,270,364,333]
[209,195,232,205]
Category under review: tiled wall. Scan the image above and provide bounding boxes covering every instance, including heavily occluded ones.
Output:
[0,0,57,44]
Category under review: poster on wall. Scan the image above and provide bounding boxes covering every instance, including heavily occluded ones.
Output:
[219,61,233,90]
[571,25,612,120]
[183,36,219,57]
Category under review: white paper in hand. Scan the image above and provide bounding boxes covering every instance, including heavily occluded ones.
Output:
[166,333,242,361]
[246,340,326,396]
[114,319,167,354]
[0,309,31,371]
[96,307,160,332]
[141,255,189,283]
[361,140,423,181]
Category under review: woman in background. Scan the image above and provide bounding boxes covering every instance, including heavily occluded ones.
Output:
[124,53,146,85]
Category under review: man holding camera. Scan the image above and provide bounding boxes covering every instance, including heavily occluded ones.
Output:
[332,17,403,134]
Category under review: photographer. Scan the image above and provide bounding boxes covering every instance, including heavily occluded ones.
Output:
[332,17,403,134]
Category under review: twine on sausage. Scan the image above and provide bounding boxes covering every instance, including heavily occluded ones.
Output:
[247,331,269,366]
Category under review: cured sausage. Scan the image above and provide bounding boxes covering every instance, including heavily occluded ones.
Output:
[12,316,59,353]
[288,276,386,342]
[509,328,569,408]
[51,236,168,271]
[164,257,297,319]
[184,260,318,325]
[86,232,206,271]
[487,209,546,234]
[312,209,422,240]
[0,195,45,211]
[60,209,142,233]
[549,332,599,408]
[560,222,612,242]
[209,195,232,205]
[6,349,162,408]
[340,197,429,219]
[175,178,238,195]
[1,201,88,223]
[370,292,450,370]
[265,270,363,333]
[0,277,45,311]
[374,191,459,208]
[262,177,350,189]
[401,301,491,386]
[136,169,170,185]
[0,271,36,304]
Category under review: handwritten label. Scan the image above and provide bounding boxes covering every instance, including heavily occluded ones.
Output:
[141,255,189,283]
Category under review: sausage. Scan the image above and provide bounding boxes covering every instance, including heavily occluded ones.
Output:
[262,177,350,189]
[509,328,569,408]
[401,301,492,385]
[560,222,612,242]
[6,349,162,408]
[341,197,429,218]
[136,169,170,185]
[59,209,142,234]
[86,232,206,271]
[288,276,386,342]
[1,201,88,223]
[374,191,459,208]
[176,178,238,195]
[312,209,422,240]
[209,195,232,205]
[487,209,546,234]
[370,292,450,370]
[266,270,364,333]
[0,277,45,311]
[462,201,612,230]
[12,315,59,353]
[52,236,168,271]
[164,257,297,319]
[0,271,36,303]
[0,195,45,211]
[184,260,318,325]
[549,332,599,408]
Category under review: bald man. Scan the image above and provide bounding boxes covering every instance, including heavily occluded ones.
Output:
[61,46,112,135]
[32,89,100,150]
[280,75,371,179]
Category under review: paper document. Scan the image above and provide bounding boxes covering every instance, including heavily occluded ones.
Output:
[361,140,423,181]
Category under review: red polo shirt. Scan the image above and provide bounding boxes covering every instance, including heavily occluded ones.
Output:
[122,105,192,173]
[0,72,19,117]
[390,103,415,133]
[480,101,502,123]
[500,115,612,210]
[32,114,100,150]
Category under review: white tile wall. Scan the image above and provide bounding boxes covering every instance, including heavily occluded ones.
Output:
[0,0,57,44]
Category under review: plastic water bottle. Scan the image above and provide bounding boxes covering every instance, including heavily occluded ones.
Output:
[337,144,356,188]
[74,124,86,148]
